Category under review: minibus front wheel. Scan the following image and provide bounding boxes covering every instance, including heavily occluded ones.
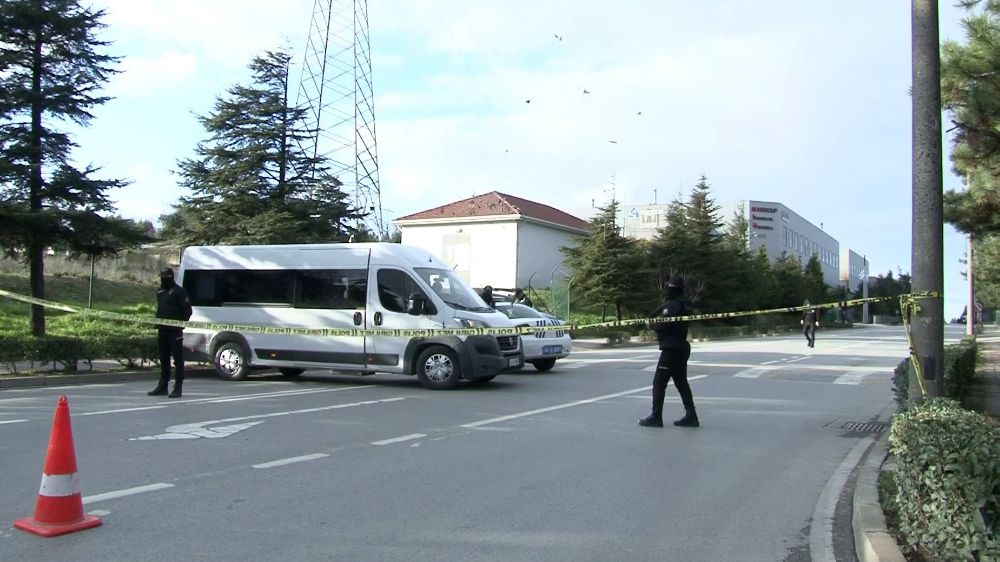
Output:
[214,342,251,381]
[415,346,462,390]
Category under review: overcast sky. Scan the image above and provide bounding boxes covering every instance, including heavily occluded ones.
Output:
[69,1,972,317]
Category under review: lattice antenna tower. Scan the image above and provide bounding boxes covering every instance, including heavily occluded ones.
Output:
[296,0,384,238]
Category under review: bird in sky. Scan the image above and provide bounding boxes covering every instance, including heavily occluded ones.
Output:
[554,34,563,41]
[636,111,642,115]
[525,99,531,103]
[608,139,618,144]
[583,89,590,94]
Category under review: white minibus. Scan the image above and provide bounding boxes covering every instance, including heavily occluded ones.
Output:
[178,243,523,389]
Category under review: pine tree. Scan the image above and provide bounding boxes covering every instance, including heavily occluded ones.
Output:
[942,1,1000,236]
[772,252,806,308]
[161,50,362,246]
[561,200,647,320]
[803,254,829,305]
[0,0,148,336]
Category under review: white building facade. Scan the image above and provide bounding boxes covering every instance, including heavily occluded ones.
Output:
[394,192,589,290]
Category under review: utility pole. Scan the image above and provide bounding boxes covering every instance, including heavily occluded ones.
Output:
[968,234,975,336]
[862,255,870,324]
[911,0,945,400]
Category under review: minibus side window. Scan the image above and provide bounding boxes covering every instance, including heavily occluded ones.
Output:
[377,269,426,313]
[296,269,368,309]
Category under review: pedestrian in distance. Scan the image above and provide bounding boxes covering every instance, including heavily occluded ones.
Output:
[639,275,699,428]
[513,288,533,308]
[480,285,496,309]
[149,267,193,398]
[801,304,819,348]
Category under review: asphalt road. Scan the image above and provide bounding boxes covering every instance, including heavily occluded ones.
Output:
[0,325,966,561]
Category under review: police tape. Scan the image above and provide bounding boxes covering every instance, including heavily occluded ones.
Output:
[0,288,941,338]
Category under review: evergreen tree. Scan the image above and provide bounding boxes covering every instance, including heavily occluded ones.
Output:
[771,252,806,308]
[561,200,646,320]
[0,0,148,336]
[161,50,362,246]
[942,1,1000,236]
[648,195,694,297]
[803,254,829,305]
[752,246,779,309]
[720,202,759,312]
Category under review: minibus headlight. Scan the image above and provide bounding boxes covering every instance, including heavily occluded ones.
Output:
[455,318,489,329]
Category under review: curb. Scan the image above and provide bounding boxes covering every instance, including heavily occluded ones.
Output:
[0,367,215,389]
[853,432,906,562]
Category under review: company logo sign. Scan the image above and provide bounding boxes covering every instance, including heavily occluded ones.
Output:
[751,206,777,213]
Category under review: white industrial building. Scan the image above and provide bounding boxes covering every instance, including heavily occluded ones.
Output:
[394,191,590,290]
[624,199,856,288]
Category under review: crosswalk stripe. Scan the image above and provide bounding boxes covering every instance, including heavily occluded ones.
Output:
[833,372,872,385]
[733,367,775,379]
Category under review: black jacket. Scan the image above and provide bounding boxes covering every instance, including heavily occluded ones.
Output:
[156,283,193,329]
[650,297,691,350]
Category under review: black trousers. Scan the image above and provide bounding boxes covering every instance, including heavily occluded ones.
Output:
[157,328,185,384]
[803,324,816,346]
[651,342,694,417]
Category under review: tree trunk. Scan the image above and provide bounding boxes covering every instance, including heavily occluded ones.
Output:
[29,26,46,337]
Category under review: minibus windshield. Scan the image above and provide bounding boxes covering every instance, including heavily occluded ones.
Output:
[414,268,492,312]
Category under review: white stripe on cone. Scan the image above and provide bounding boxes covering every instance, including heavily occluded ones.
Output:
[38,473,80,497]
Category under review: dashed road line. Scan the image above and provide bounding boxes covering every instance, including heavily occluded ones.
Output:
[733,367,775,379]
[83,483,174,505]
[833,371,874,385]
[461,376,708,429]
[0,419,28,425]
[253,453,330,469]
[371,433,426,446]
[80,406,167,416]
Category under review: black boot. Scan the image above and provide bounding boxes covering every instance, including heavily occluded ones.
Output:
[168,382,182,398]
[148,381,168,396]
[673,409,699,428]
[637,414,663,427]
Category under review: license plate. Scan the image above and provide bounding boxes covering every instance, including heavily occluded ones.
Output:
[543,345,562,355]
[507,357,521,367]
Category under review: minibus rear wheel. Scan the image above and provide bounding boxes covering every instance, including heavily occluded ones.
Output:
[415,346,462,389]
[214,342,250,381]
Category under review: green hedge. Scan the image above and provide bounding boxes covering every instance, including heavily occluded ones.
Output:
[889,398,1000,561]
[892,339,979,408]
[0,334,158,372]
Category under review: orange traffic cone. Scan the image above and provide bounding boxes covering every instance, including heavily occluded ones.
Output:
[14,395,102,537]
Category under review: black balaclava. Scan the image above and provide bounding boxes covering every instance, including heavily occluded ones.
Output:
[159,268,175,290]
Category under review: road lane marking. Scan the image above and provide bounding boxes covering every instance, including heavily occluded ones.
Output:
[371,433,426,446]
[833,371,873,385]
[0,419,28,425]
[253,453,330,469]
[761,360,779,365]
[173,384,376,405]
[80,406,167,416]
[810,437,874,562]
[83,483,174,505]
[461,376,707,428]
[130,396,407,441]
[733,367,775,379]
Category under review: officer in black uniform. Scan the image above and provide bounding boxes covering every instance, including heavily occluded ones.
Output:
[639,275,699,428]
[802,304,819,348]
[149,267,193,398]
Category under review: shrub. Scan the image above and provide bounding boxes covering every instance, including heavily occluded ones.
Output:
[0,334,157,372]
[889,398,1000,560]
[891,339,979,410]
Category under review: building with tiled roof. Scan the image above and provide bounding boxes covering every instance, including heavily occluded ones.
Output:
[394,191,589,290]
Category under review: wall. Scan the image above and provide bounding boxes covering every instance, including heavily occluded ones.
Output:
[515,221,580,289]
[400,221,518,288]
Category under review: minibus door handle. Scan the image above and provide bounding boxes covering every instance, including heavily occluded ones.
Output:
[353,311,363,326]
[374,312,383,326]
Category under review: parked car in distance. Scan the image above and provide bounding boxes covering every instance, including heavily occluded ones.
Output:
[494,302,572,371]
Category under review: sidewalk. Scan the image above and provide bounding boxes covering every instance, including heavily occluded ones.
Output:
[962,330,1000,417]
